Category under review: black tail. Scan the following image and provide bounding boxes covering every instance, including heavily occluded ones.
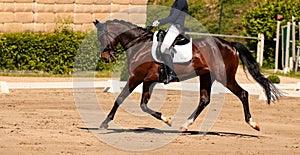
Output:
[231,42,281,104]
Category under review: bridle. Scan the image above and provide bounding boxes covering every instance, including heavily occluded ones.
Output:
[95,22,154,61]
[96,24,118,60]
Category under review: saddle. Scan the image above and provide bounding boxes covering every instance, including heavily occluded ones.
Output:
[151,30,193,63]
[152,30,193,83]
[156,30,190,46]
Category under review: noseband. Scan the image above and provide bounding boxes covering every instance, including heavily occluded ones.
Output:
[97,25,118,60]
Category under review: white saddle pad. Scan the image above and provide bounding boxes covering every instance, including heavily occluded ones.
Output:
[151,31,193,63]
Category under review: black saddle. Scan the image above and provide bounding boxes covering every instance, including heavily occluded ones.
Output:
[173,34,190,45]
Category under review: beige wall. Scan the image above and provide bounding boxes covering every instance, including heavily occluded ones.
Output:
[0,0,148,32]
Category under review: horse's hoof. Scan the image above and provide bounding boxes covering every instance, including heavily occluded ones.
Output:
[179,126,188,132]
[99,123,108,129]
[248,121,260,131]
[165,117,172,127]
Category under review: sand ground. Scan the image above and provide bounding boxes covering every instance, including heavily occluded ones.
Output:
[0,68,299,154]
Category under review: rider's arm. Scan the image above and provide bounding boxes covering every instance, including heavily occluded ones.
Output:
[158,9,180,26]
[158,0,188,26]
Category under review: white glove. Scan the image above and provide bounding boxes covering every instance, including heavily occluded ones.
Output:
[152,20,160,27]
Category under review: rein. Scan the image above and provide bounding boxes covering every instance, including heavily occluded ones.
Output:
[122,28,153,49]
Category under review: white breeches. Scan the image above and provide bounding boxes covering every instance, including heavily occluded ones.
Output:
[160,25,180,54]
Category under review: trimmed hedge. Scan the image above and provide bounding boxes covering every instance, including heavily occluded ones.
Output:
[0,29,115,74]
[267,74,280,84]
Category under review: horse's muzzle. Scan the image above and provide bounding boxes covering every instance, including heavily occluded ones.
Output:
[101,57,111,63]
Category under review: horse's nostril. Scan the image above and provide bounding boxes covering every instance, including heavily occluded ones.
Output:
[102,57,109,63]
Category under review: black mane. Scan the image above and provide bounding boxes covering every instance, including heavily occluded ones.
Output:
[106,19,147,32]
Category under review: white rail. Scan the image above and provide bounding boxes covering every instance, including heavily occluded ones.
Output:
[3,81,300,98]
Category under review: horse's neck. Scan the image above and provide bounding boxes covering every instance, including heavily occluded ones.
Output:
[119,29,149,49]
[107,21,149,49]
[124,31,153,64]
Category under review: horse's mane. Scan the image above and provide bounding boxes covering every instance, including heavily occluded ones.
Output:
[106,19,147,32]
[104,19,153,45]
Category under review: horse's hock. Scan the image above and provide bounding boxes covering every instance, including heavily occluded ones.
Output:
[0,0,148,32]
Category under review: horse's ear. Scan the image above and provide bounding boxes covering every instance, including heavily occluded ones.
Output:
[93,20,103,30]
[93,20,100,26]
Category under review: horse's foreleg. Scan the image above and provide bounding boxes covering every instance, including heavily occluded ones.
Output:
[140,82,172,126]
[227,80,260,131]
[181,73,212,131]
[100,81,138,129]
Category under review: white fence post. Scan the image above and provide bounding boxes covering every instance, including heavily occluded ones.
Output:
[292,17,296,69]
[284,22,291,74]
[295,46,300,72]
[256,33,264,66]
[274,21,281,72]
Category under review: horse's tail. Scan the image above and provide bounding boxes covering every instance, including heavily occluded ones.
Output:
[231,42,281,104]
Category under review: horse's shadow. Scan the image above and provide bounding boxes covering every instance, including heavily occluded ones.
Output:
[79,127,260,138]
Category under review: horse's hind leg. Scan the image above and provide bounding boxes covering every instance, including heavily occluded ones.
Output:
[226,80,260,131]
[181,73,213,131]
[140,82,172,126]
[100,79,140,129]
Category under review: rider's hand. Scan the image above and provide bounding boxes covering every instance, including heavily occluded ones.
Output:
[152,20,160,27]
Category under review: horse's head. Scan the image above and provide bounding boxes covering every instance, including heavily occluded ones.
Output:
[93,20,118,63]
[94,19,151,63]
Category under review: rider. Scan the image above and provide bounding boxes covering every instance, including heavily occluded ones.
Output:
[152,0,188,84]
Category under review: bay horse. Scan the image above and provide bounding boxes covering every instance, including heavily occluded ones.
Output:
[94,19,280,131]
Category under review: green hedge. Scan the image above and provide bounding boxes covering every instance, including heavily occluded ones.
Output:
[0,29,115,74]
[267,74,280,84]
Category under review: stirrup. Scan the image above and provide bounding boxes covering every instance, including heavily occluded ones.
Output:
[164,72,179,84]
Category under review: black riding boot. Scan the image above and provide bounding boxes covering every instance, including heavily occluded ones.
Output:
[162,53,179,84]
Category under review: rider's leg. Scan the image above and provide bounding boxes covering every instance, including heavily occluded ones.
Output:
[160,25,180,84]
[161,25,180,52]
[162,52,178,84]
